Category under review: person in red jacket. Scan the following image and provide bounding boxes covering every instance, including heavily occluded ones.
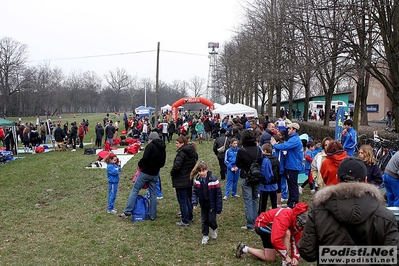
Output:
[235,202,308,266]
[320,140,348,186]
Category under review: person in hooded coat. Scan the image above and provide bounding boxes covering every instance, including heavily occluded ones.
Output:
[171,136,198,226]
[298,157,399,265]
[119,131,166,220]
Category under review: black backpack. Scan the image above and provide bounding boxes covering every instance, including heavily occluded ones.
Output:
[244,147,262,184]
[265,155,280,184]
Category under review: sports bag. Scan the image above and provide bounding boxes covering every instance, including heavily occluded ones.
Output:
[132,195,149,222]
[84,148,96,155]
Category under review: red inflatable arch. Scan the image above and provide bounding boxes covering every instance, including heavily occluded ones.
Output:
[171,97,214,120]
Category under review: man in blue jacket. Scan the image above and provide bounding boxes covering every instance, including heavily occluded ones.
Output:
[270,123,303,208]
[341,119,357,156]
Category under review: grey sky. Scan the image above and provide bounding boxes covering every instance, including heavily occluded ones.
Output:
[1,0,243,84]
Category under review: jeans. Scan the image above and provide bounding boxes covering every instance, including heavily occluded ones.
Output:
[107,182,118,210]
[142,132,148,143]
[383,173,399,207]
[106,137,113,147]
[225,169,240,197]
[286,169,299,208]
[124,172,158,220]
[241,178,259,230]
[175,187,193,224]
[146,174,163,198]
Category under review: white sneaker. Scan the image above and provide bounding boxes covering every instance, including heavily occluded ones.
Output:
[310,189,316,194]
[233,194,240,198]
[201,235,209,244]
[298,186,303,194]
[211,229,218,239]
[157,196,163,200]
[71,149,76,152]
[223,196,228,200]
[281,198,288,203]
[107,209,117,214]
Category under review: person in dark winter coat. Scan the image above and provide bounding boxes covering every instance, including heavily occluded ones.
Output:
[259,122,276,146]
[203,117,213,141]
[105,121,115,147]
[168,120,176,142]
[236,130,263,231]
[171,136,198,226]
[69,122,78,151]
[54,123,65,142]
[191,161,223,244]
[213,128,229,180]
[298,157,399,265]
[119,131,166,220]
[95,122,104,148]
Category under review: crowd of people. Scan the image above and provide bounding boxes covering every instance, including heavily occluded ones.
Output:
[2,110,398,265]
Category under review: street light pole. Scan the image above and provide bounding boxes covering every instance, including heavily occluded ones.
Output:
[144,87,147,108]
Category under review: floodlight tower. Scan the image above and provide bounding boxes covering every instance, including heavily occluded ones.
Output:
[207,42,219,99]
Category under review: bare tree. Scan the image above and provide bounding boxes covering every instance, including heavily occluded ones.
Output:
[0,37,28,117]
[367,0,399,131]
[187,76,206,97]
[105,68,133,112]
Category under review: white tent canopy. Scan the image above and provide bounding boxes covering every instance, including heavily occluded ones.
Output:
[213,103,258,118]
[161,104,172,112]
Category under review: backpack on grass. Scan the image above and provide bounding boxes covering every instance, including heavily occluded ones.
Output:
[132,195,149,222]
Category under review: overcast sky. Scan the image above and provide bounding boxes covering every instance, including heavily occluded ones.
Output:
[1,0,245,84]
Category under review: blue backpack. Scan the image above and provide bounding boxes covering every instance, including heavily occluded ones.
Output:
[132,195,149,222]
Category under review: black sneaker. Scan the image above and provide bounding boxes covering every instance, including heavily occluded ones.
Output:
[118,212,131,219]
[235,242,245,258]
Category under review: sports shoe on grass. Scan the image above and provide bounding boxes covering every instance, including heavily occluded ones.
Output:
[240,226,255,231]
[107,209,117,214]
[201,235,209,244]
[118,212,131,219]
[176,221,189,227]
[223,196,228,200]
[235,242,245,258]
[298,186,303,194]
[211,229,218,239]
[233,194,240,198]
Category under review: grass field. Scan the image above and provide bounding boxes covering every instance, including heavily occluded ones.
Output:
[0,113,314,265]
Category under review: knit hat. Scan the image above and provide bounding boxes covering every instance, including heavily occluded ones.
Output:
[337,157,367,182]
[148,131,160,140]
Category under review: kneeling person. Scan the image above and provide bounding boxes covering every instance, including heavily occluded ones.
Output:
[236,202,308,266]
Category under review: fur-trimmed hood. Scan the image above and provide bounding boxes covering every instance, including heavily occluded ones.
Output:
[313,182,384,225]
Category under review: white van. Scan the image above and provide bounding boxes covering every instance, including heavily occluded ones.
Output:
[309,100,347,112]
